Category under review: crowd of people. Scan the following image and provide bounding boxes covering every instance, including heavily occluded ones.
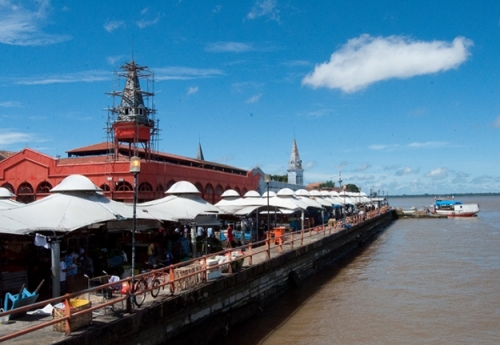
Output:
[58,247,94,295]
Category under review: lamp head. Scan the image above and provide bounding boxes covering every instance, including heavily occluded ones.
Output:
[264,174,271,183]
[130,156,141,173]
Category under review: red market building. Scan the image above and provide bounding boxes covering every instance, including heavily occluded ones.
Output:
[0,61,264,204]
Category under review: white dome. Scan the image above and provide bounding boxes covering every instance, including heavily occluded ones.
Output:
[50,174,102,192]
[0,187,15,198]
[262,191,277,198]
[244,190,261,198]
[330,191,340,196]
[277,188,295,197]
[221,189,240,198]
[320,191,330,196]
[165,181,200,194]
[295,189,310,197]
[309,190,321,197]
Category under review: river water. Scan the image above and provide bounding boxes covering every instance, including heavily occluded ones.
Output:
[219,196,500,345]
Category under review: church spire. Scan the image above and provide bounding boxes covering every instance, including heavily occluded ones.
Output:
[289,138,302,170]
[287,138,304,186]
[196,142,205,161]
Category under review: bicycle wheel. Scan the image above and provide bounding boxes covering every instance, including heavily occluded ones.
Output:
[133,278,147,307]
[151,278,161,298]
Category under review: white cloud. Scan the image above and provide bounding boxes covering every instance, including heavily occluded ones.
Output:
[205,42,253,53]
[356,164,371,172]
[106,55,125,65]
[247,0,280,22]
[452,171,470,184]
[0,101,22,108]
[395,167,416,176]
[246,94,262,103]
[302,35,473,93]
[425,167,449,180]
[13,70,111,85]
[493,115,500,128]
[0,0,71,46]
[368,144,399,150]
[212,5,222,13]
[0,131,33,145]
[136,16,160,29]
[136,8,160,29]
[408,141,448,148]
[297,108,335,118]
[154,67,224,81]
[187,86,199,95]
[104,20,125,33]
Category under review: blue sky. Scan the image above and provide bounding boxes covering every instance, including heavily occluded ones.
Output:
[1,0,500,195]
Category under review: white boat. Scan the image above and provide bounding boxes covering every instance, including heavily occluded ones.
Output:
[431,199,479,218]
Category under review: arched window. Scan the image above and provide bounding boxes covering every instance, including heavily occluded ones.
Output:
[205,184,214,203]
[156,184,164,192]
[195,182,203,193]
[205,184,214,195]
[166,180,176,191]
[235,187,241,196]
[116,181,133,191]
[100,184,111,191]
[215,185,224,203]
[1,183,15,194]
[139,182,153,191]
[17,182,35,203]
[36,181,52,195]
[216,185,223,196]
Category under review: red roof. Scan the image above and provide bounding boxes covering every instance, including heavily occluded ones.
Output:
[65,142,248,174]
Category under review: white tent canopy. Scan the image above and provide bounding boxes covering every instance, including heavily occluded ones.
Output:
[138,181,225,221]
[0,175,158,235]
[0,187,22,210]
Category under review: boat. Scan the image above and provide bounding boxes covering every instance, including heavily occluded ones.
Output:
[431,199,479,218]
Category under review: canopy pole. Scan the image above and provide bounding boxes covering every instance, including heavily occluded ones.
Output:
[51,241,61,298]
[190,225,197,258]
[301,211,304,230]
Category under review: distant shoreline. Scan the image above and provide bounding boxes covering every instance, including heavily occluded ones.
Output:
[388,193,500,198]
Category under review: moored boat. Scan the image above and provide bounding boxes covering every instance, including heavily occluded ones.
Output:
[431,199,479,218]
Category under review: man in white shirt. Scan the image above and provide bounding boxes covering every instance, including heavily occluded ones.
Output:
[59,252,67,295]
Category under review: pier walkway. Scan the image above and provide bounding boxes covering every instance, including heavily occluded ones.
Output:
[0,209,391,344]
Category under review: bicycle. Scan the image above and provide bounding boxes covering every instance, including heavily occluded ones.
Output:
[133,263,170,305]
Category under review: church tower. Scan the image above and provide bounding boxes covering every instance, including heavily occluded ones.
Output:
[287,139,304,185]
[107,60,158,160]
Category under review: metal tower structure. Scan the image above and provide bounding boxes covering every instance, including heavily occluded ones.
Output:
[106,60,159,160]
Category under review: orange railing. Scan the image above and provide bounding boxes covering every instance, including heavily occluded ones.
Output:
[0,208,390,342]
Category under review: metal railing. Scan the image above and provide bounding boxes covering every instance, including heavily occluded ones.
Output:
[0,207,390,342]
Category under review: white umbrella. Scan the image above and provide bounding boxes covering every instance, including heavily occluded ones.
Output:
[139,181,224,221]
[0,174,157,235]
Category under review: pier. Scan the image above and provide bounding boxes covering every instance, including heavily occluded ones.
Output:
[394,208,447,219]
[0,210,395,345]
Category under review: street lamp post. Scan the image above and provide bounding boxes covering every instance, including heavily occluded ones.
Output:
[129,156,141,313]
[265,174,271,232]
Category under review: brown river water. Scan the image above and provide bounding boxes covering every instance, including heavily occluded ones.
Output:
[217,196,500,345]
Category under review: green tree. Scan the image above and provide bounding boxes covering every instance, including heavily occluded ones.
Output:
[345,184,360,192]
[271,174,288,182]
[318,180,335,189]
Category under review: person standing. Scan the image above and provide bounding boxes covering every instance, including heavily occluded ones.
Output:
[227,224,233,248]
[64,250,77,292]
[147,242,156,266]
[80,250,94,277]
[59,252,68,296]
